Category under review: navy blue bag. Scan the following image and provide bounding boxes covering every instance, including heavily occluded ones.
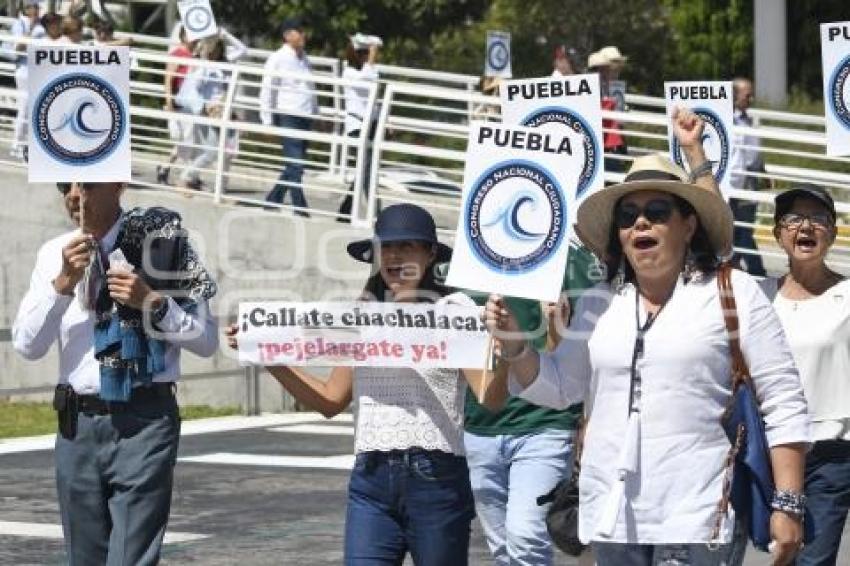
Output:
[716,265,774,551]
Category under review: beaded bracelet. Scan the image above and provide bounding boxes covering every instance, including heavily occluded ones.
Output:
[771,489,807,517]
[688,160,714,184]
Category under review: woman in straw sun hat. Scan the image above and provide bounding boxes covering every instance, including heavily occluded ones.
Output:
[484,108,809,565]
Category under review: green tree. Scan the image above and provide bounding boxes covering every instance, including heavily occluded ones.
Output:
[663,0,753,83]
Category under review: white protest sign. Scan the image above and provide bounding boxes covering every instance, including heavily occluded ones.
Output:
[445,122,583,302]
[178,0,218,42]
[821,22,850,156]
[500,73,605,205]
[237,302,489,368]
[608,80,627,111]
[485,31,512,78]
[28,46,131,182]
[665,81,734,195]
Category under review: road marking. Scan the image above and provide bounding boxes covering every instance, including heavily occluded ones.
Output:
[0,412,353,456]
[267,424,354,436]
[0,521,209,544]
[179,452,355,470]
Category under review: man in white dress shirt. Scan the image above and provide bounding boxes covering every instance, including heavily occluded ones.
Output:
[728,77,766,276]
[261,17,318,216]
[12,181,218,565]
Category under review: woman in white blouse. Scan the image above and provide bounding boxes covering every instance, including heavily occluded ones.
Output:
[337,36,380,220]
[484,109,809,566]
[227,203,500,565]
[761,185,850,566]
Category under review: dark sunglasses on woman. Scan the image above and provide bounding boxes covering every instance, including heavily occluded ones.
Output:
[615,199,675,229]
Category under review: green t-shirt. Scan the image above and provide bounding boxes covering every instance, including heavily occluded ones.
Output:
[464,245,600,436]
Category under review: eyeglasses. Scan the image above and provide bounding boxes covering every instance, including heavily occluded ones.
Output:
[779,212,833,229]
[615,199,675,229]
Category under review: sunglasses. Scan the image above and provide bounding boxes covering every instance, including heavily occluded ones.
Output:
[615,199,676,229]
[779,212,833,230]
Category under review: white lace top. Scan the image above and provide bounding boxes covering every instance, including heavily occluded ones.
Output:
[353,365,467,455]
[352,293,472,455]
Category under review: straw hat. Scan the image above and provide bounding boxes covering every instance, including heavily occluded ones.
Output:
[575,153,733,259]
[587,50,608,69]
[598,46,627,65]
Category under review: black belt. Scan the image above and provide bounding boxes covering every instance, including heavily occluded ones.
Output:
[811,439,850,460]
[76,383,176,416]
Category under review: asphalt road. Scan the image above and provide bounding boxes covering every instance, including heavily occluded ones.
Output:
[0,414,846,565]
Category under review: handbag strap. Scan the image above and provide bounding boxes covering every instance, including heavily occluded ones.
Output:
[716,263,752,389]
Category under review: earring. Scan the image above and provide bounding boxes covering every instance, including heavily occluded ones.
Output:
[683,248,697,283]
[613,255,627,292]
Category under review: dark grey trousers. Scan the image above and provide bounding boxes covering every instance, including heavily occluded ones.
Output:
[54,394,180,566]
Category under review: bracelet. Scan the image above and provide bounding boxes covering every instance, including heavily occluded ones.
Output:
[150,297,170,326]
[688,160,714,183]
[771,489,807,517]
[498,342,532,363]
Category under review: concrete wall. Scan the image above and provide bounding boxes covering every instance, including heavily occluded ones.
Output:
[0,171,372,411]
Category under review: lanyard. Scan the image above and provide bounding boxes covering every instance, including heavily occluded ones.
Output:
[628,287,672,414]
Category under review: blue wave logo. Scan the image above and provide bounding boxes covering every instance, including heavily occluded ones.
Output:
[828,55,850,130]
[51,98,109,139]
[482,190,546,241]
[465,160,566,274]
[32,72,126,166]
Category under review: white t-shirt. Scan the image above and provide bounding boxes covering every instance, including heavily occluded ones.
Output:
[761,277,850,441]
[342,63,378,135]
[352,292,473,455]
[511,270,809,545]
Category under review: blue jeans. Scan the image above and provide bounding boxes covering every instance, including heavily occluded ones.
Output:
[265,114,310,213]
[729,197,766,277]
[796,440,850,566]
[464,429,574,565]
[344,449,475,565]
[593,524,748,566]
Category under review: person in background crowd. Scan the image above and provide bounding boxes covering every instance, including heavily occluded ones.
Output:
[8,0,44,162]
[262,17,317,217]
[589,50,628,176]
[485,108,809,566]
[175,36,233,191]
[597,46,627,81]
[12,181,217,565]
[337,34,380,221]
[228,204,504,565]
[464,245,598,566]
[93,19,130,46]
[159,26,246,189]
[60,15,85,44]
[552,44,577,77]
[158,24,197,186]
[729,77,767,276]
[761,185,850,566]
[41,12,63,42]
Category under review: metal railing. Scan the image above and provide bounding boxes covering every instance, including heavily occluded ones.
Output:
[0,25,847,259]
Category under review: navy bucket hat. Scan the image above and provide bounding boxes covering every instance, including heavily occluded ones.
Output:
[347,204,453,264]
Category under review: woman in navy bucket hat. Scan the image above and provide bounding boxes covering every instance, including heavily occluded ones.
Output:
[228,203,500,565]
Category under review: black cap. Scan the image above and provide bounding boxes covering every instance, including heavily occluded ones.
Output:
[280,17,303,35]
[774,184,836,223]
[346,204,452,264]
